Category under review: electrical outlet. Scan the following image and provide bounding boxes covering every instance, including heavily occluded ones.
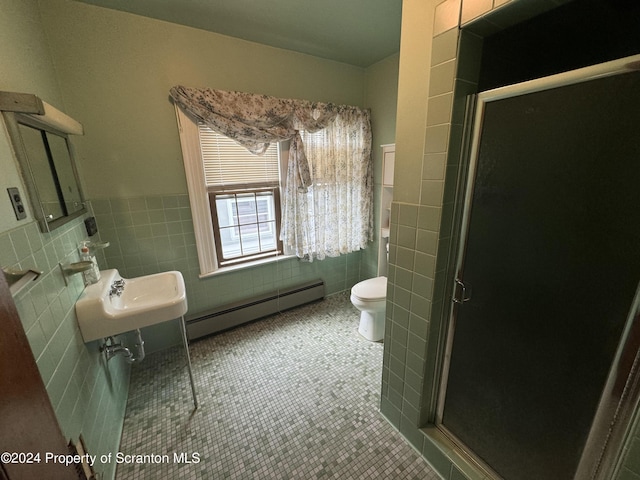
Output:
[7,187,26,220]
[85,216,98,236]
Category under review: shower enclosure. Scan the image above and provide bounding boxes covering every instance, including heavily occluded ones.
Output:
[437,56,640,480]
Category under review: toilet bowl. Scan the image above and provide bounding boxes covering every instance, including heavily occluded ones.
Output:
[350,276,387,342]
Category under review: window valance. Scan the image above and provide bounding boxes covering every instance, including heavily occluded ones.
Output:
[169,86,371,191]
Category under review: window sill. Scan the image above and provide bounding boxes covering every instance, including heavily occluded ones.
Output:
[198,253,297,279]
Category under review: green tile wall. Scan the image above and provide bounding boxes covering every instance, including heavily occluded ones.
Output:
[381,1,465,470]
[92,194,367,351]
[1,214,129,480]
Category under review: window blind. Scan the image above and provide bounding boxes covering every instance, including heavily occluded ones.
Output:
[198,123,279,189]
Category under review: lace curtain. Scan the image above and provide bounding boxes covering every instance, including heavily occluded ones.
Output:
[282,112,373,260]
[169,86,373,260]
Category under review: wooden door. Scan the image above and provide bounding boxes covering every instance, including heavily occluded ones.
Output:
[0,273,78,480]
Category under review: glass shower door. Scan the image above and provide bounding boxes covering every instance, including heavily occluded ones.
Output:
[439,61,640,480]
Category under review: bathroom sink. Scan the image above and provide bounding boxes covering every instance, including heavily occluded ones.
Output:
[75,269,188,342]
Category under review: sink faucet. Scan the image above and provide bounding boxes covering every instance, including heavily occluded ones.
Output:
[109,279,126,297]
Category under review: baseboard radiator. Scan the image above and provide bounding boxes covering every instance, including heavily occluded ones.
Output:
[185,279,325,340]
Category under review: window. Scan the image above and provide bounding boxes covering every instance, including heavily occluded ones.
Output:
[174,105,286,275]
[210,188,281,265]
[199,123,283,266]
[175,100,371,273]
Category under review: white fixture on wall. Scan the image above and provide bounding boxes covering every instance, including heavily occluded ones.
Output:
[0,91,87,233]
[378,143,394,277]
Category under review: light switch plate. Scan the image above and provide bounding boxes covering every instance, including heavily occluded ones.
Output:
[7,187,27,220]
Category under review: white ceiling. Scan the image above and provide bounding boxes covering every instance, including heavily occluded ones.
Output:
[73,0,403,68]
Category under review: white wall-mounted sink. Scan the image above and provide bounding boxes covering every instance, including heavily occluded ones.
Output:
[76,269,188,342]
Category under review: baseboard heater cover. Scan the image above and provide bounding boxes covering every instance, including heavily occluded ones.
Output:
[185,279,325,340]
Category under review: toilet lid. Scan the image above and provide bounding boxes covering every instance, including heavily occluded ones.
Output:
[351,276,387,301]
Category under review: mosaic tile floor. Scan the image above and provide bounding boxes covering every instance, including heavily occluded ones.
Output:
[116,293,441,480]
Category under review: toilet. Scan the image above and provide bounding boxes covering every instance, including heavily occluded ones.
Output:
[350,276,387,342]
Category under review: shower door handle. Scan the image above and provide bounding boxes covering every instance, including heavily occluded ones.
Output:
[452,278,471,304]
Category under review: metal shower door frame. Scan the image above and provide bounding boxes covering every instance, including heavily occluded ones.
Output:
[434,53,640,480]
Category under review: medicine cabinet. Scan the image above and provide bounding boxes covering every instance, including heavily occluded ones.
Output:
[1,91,86,232]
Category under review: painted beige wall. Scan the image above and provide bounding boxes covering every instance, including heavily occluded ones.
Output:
[37,0,367,199]
[365,53,400,154]
[393,0,438,205]
[362,53,400,278]
[0,0,64,106]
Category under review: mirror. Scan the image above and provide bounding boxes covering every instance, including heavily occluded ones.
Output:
[46,131,83,216]
[1,92,86,232]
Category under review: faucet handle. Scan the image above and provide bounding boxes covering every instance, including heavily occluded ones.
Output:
[109,279,125,297]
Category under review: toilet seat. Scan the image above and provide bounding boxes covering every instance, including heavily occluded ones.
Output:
[351,276,387,302]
